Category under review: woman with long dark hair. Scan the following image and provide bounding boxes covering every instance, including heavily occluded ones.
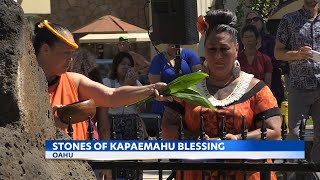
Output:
[103,52,142,114]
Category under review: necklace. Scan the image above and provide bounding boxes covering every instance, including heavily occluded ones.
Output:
[197,72,254,106]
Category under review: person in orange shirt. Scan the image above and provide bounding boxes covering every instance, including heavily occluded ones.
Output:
[32,20,169,141]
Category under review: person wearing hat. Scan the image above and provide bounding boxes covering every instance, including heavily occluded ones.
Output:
[117,36,150,84]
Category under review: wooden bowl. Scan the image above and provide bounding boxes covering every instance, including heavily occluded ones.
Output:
[57,99,96,124]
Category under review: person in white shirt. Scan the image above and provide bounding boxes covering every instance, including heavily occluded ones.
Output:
[117,36,150,84]
[103,51,143,114]
[102,51,147,179]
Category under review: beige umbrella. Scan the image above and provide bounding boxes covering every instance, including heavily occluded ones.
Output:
[79,33,150,43]
[74,15,150,43]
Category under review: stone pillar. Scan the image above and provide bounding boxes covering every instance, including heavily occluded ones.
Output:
[0,1,96,179]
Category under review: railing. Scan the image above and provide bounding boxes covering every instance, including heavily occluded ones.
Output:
[67,114,319,180]
[89,161,320,180]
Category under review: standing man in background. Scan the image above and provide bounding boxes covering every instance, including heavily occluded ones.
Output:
[117,36,150,85]
[275,0,320,179]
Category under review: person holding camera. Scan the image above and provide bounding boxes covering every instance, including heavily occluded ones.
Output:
[102,52,143,114]
[117,36,150,85]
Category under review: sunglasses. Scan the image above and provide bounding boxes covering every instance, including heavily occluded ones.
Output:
[246,17,261,23]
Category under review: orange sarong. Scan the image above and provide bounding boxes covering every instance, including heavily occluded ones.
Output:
[48,72,88,140]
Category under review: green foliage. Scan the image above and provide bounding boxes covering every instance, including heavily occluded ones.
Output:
[27,15,42,24]
[27,15,43,36]
[134,72,215,109]
[249,0,278,20]
[235,0,247,28]
[165,72,208,94]
[235,0,278,28]
[172,89,214,109]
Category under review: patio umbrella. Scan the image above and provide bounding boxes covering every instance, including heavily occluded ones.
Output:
[73,15,150,43]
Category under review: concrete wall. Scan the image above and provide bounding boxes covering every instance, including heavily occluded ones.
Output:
[21,0,51,14]
[42,0,148,32]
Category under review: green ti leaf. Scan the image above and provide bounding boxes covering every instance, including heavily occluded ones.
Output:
[132,72,213,108]
[171,89,214,109]
[166,72,208,94]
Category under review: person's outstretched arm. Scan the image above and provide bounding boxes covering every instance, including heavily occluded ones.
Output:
[69,72,169,108]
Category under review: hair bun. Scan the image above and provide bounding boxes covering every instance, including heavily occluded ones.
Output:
[205,9,237,29]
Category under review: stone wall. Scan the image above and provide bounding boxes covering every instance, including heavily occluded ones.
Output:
[41,0,151,60]
[0,1,95,179]
[43,0,148,31]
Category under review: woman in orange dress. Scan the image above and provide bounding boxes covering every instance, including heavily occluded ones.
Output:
[33,20,169,141]
[162,9,281,180]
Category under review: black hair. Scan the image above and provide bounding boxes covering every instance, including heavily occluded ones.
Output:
[33,21,71,55]
[241,24,259,39]
[109,52,134,80]
[205,9,238,43]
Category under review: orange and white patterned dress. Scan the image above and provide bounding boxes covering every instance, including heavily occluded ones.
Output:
[172,73,280,180]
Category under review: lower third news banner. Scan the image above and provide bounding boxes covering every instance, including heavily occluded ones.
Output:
[45,140,304,160]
